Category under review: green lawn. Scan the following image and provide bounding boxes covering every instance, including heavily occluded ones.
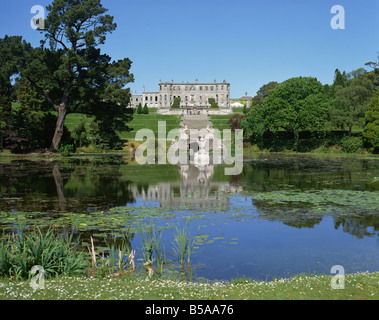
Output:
[64,112,181,141]
[119,113,181,140]
[210,115,233,131]
[1,272,379,300]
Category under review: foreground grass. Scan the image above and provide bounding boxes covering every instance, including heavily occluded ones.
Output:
[1,272,379,300]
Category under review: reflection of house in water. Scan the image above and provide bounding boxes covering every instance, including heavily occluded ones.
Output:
[128,165,242,209]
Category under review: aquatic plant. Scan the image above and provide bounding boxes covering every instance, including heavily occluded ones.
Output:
[172,225,196,266]
[138,223,164,267]
[0,228,88,280]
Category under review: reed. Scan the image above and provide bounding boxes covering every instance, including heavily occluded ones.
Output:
[138,223,163,265]
[172,225,195,266]
[92,230,134,277]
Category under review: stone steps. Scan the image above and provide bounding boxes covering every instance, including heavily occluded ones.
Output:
[182,114,210,131]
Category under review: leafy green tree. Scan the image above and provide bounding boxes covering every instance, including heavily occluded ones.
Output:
[363,92,379,150]
[0,80,12,150]
[242,104,247,115]
[171,97,181,109]
[331,71,373,137]
[15,0,134,151]
[260,77,330,144]
[142,104,149,114]
[137,103,143,114]
[242,105,265,143]
[0,36,25,149]
[5,78,59,152]
[208,98,218,108]
[251,81,278,107]
[71,118,90,148]
[333,69,347,87]
[365,56,379,90]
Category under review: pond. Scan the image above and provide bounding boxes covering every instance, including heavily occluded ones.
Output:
[0,154,379,281]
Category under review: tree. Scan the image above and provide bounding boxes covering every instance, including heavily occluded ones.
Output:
[0,79,12,150]
[365,56,379,89]
[4,78,59,152]
[331,71,373,137]
[171,97,181,109]
[245,77,330,145]
[333,69,347,87]
[0,36,25,149]
[251,81,278,107]
[242,105,265,144]
[363,92,379,150]
[16,0,134,150]
[227,114,246,132]
[208,98,218,108]
[137,103,143,114]
[142,104,149,114]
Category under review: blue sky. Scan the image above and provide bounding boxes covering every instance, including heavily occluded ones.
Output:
[1,0,378,97]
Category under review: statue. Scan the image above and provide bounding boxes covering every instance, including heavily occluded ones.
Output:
[194,134,210,166]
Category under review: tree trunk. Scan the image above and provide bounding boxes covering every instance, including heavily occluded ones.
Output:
[51,105,67,151]
[294,130,299,149]
[348,125,352,138]
[51,79,71,151]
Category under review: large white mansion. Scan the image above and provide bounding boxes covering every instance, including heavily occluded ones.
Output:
[129,80,231,113]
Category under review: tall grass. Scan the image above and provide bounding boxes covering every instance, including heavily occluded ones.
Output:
[172,225,195,266]
[0,228,88,280]
[138,224,165,270]
[89,229,136,277]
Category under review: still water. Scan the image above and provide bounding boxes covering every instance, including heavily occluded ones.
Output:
[0,154,379,281]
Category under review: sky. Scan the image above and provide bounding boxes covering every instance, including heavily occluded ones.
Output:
[1,0,379,98]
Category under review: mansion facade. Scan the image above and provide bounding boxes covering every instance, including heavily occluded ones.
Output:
[129,80,231,111]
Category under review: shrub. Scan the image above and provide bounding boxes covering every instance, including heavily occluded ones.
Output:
[171,97,181,109]
[0,228,88,279]
[142,104,149,114]
[227,114,247,132]
[340,136,363,153]
[71,119,90,148]
[58,144,75,156]
[137,103,143,114]
[208,98,218,109]
[373,131,379,154]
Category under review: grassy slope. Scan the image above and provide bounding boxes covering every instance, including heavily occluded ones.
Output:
[64,111,182,142]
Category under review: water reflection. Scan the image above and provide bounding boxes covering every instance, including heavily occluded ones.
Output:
[0,155,378,243]
[128,164,240,209]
